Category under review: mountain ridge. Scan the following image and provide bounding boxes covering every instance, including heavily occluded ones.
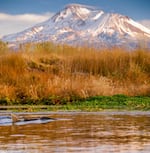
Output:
[2,3,150,49]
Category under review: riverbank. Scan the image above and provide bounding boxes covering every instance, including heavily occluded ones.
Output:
[0,42,150,111]
[0,95,150,112]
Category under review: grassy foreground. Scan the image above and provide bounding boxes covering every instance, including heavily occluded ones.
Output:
[0,41,150,111]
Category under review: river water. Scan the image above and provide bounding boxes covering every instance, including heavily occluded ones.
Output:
[0,111,150,153]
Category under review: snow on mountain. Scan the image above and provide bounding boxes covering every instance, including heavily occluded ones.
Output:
[2,4,150,49]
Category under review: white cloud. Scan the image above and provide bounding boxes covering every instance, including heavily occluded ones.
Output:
[138,20,150,29]
[0,12,54,37]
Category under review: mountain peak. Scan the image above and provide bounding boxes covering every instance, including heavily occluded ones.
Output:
[52,3,104,23]
[64,3,102,14]
[65,4,91,16]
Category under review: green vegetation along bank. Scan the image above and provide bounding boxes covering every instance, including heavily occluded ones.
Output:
[0,95,150,112]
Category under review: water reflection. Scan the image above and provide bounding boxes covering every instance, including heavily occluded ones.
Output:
[0,111,150,153]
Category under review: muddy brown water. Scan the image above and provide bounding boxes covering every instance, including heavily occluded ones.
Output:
[0,111,150,153]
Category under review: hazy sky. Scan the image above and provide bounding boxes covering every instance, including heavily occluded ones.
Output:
[0,0,150,37]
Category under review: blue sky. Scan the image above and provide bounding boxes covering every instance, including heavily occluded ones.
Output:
[0,0,150,36]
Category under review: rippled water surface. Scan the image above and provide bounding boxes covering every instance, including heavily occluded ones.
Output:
[0,111,150,153]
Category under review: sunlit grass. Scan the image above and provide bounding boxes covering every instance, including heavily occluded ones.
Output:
[0,41,150,105]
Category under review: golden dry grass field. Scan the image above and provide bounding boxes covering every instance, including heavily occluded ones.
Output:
[0,41,150,104]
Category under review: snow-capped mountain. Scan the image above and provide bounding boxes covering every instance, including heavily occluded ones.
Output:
[2,4,150,49]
